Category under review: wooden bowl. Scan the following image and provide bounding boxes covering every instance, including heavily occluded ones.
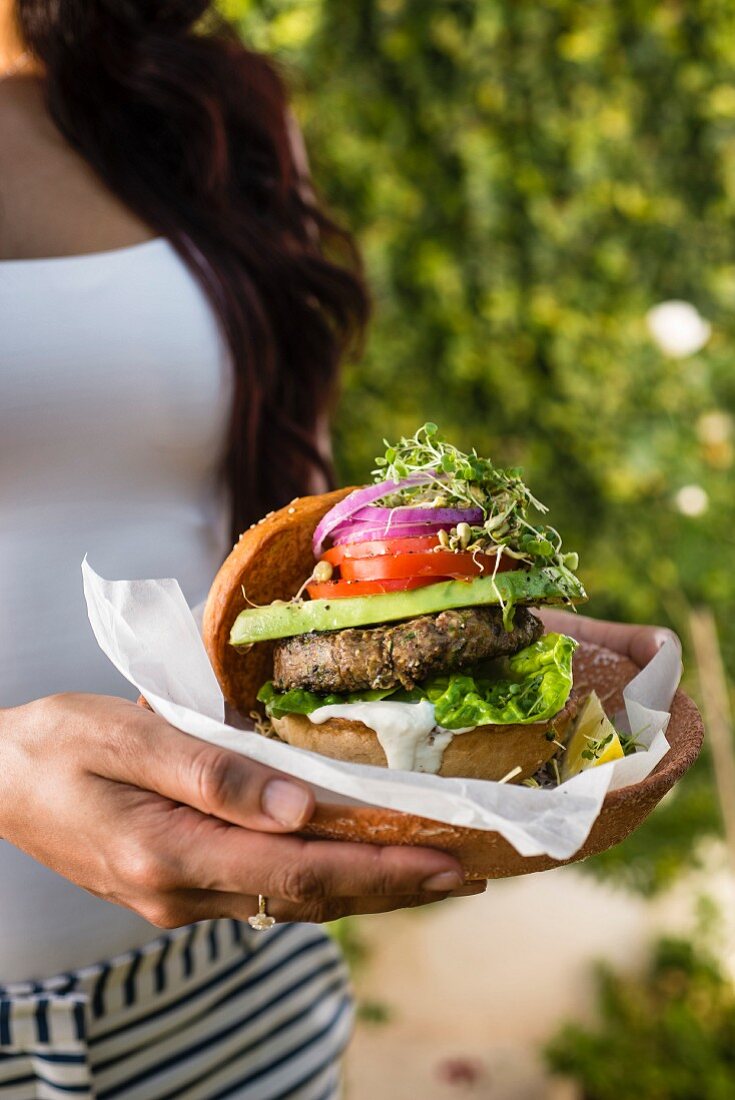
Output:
[298,641,704,879]
[138,640,703,880]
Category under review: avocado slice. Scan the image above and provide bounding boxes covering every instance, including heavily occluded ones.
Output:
[229,565,586,646]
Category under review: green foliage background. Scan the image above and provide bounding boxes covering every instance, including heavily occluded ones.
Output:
[224,0,735,891]
[546,936,735,1098]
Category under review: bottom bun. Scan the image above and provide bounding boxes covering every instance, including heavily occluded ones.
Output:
[271,695,578,782]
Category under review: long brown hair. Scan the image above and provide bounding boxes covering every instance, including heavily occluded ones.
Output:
[16,0,369,540]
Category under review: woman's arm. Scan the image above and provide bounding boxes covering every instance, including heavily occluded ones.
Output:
[537,608,681,669]
[0,694,479,927]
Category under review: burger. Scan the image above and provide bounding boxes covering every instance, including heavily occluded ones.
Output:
[203,424,587,784]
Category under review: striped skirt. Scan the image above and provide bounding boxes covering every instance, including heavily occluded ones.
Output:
[0,920,352,1099]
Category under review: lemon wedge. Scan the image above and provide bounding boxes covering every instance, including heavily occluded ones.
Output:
[561,690,625,781]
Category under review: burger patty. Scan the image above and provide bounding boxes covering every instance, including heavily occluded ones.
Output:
[272,606,544,694]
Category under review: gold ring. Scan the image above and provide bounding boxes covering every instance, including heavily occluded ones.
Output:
[248,894,276,931]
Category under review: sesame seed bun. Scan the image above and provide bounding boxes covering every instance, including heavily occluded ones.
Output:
[202,487,354,715]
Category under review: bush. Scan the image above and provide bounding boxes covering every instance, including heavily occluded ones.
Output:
[546,937,735,1099]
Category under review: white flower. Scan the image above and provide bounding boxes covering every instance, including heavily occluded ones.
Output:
[675,484,709,517]
[646,300,712,358]
[696,411,732,445]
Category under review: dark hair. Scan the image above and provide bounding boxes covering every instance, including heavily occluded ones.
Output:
[16,0,369,541]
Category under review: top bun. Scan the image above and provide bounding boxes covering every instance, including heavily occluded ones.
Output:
[203,488,353,714]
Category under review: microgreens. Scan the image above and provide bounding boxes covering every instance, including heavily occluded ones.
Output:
[619,729,645,757]
[373,423,579,574]
[581,731,616,762]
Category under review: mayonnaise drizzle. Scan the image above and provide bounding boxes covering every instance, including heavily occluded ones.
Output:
[308,699,473,773]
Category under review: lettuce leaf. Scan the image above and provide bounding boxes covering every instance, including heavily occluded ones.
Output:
[257,681,396,719]
[423,632,577,728]
[258,632,576,728]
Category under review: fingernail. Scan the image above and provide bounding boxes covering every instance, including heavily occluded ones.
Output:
[421,870,464,892]
[262,780,311,827]
[655,628,681,654]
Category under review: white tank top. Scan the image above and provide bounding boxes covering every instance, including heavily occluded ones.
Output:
[0,238,234,981]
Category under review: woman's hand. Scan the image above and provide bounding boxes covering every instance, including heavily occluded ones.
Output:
[0,694,480,928]
[537,609,681,668]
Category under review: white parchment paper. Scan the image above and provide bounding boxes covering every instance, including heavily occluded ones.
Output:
[82,560,681,861]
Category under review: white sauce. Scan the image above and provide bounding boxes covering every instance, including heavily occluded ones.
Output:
[308,699,474,774]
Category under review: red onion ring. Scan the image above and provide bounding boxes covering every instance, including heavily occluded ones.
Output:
[312,473,440,557]
[351,505,483,526]
[331,521,451,546]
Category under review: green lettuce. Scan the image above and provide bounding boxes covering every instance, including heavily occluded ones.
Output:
[257,682,398,719]
[258,632,576,729]
[424,632,577,728]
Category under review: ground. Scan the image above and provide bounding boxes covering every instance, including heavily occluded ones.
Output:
[343,864,659,1099]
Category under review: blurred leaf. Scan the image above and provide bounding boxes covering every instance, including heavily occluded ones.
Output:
[546,936,735,1098]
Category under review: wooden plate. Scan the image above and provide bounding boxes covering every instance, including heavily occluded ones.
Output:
[298,641,704,879]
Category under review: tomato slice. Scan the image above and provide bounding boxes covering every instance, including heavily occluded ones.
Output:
[340,549,514,582]
[306,576,441,600]
[323,535,440,567]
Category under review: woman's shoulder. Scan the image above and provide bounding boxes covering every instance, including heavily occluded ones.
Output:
[0,75,154,261]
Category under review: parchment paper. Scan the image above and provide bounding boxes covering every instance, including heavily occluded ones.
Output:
[82,560,680,861]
